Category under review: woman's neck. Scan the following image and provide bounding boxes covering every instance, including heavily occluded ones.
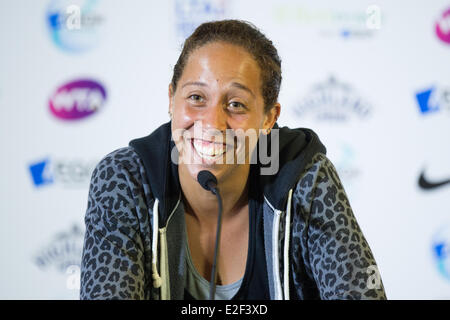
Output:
[179,164,250,228]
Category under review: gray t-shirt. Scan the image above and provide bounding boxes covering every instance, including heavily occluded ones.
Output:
[184,228,243,300]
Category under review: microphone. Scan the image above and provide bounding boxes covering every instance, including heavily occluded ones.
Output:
[197,170,218,194]
[196,170,223,300]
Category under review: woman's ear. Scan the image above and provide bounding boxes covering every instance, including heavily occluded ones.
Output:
[263,103,281,134]
[168,83,174,116]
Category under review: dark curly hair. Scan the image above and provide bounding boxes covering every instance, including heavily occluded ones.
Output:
[171,19,282,113]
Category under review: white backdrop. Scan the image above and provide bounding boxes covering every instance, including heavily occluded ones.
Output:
[0,0,449,299]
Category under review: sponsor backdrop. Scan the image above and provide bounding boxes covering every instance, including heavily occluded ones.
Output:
[0,0,449,299]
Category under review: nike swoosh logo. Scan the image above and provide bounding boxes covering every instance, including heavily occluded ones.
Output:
[418,171,450,190]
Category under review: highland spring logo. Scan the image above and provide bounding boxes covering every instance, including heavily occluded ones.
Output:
[49,78,107,121]
[294,76,372,122]
[272,4,382,39]
[33,224,84,290]
[436,7,450,45]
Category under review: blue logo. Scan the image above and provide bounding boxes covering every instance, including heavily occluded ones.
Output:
[28,157,97,188]
[29,158,54,187]
[432,225,450,281]
[46,0,104,53]
[174,0,227,43]
[416,86,450,115]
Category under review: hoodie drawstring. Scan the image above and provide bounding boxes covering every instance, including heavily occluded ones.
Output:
[271,188,293,300]
[153,191,293,300]
[272,208,283,300]
[283,188,293,300]
[151,199,162,289]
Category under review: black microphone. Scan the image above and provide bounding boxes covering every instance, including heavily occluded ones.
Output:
[196,170,223,300]
[197,170,218,194]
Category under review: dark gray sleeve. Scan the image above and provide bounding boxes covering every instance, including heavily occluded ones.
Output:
[292,153,387,300]
[80,147,153,300]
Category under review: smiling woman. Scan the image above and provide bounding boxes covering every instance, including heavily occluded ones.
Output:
[80,19,387,300]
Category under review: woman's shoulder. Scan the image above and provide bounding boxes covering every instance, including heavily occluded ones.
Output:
[89,146,153,202]
[81,147,154,300]
[94,146,142,173]
[292,152,346,209]
[295,152,338,188]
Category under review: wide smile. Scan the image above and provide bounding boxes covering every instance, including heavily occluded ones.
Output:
[191,138,227,161]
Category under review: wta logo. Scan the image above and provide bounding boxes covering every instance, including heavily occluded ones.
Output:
[49,79,107,121]
[436,7,450,44]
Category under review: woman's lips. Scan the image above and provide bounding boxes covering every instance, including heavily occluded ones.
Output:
[191,138,227,158]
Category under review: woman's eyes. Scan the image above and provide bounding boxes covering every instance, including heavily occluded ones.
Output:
[188,94,204,103]
[228,101,246,111]
[187,95,247,112]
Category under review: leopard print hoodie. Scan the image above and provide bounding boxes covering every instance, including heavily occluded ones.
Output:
[80,122,387,300]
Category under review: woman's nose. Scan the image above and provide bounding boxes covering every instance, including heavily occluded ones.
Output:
[201,102,227,131]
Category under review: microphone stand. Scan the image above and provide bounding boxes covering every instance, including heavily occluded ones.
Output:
[209,186,223,300]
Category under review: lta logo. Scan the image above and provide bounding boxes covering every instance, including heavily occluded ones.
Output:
[174,0,228,43]
[432,224,450,281]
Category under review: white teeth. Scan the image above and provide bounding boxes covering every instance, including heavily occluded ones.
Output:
[192,139,225,158]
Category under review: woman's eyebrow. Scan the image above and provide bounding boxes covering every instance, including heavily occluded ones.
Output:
[182,81,208,89]
[181,80,255,97]
[230,82,255,98]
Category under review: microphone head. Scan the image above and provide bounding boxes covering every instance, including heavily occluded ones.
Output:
[197,170,218,192]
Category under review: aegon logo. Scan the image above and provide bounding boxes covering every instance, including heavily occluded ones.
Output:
[49,79,107,121]
[46,0,104,52]
[28,156,97,188]
[436,7,450,45]
[415,85,450,116]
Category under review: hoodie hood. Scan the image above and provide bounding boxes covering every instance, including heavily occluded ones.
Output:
[129,121,326,225]
[129,122,180,227]
[259,122,326,211]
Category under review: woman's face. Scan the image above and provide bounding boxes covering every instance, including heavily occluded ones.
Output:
[169,41,279,183]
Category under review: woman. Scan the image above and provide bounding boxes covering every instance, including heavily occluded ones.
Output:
[80,20,387,300]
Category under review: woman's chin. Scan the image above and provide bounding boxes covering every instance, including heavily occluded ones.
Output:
[184,162,226,184]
